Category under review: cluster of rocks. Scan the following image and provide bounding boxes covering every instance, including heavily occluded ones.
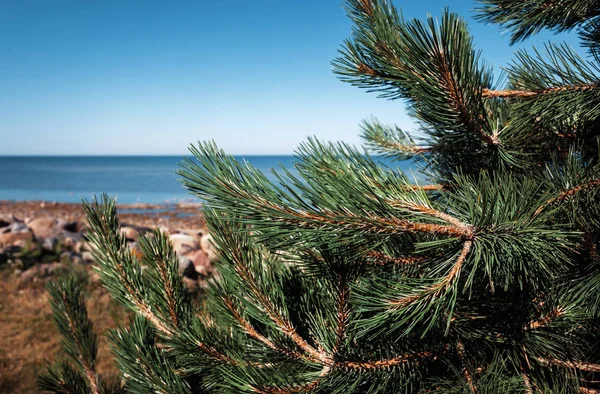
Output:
[0,212,215,288]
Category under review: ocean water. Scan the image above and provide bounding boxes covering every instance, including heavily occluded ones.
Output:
[0,156,416,204]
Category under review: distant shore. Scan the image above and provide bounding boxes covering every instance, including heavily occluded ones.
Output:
[0,199,205,230]
[0,199,213,287]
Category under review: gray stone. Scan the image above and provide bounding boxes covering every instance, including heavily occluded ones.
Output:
[200,234,217,260]
[2,222,29,234]
[81,251,94,263]
[178,256,197,279]
[169,233,199,256]
[42,237,57,252]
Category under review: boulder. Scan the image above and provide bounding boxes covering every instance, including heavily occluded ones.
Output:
[1,221,30,234]
[179,228,204,239]
[120,224,151,242]
[27,217,66,239]
[120,226,139,241]
[61,220,84,233]
[81,251,94,263]
[41,237,57,252]
[169,233,199,256]
[0,214,20,228]
[184,249,212,277]
[178,256,197,279]
[0,232,33,248]
[61,231,84,251]
[200,234,217,260]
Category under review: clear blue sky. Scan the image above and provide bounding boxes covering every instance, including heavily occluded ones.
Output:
[0,0,581,155]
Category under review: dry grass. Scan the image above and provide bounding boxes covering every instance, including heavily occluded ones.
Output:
[0,267,129,394]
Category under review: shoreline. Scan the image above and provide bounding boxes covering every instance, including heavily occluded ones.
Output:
[0,199,205,230]
[0,199,212,287]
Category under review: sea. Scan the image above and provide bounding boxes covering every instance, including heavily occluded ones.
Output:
[0,156,418,204]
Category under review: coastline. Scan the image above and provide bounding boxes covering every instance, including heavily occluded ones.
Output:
[0,199,205,230]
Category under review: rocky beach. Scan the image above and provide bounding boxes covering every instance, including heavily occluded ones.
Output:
[0,200,213,393]
[0,199,215,287]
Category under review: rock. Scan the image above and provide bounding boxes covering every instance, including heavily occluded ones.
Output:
[61,221,84,233]
[180,228,204,238]
[184,249,212,277]
[200,234,217,260]
[27,217,66,239]
[120,224,151,242]
[0,214,20,228]
[120,226,139,241]
[169,233,199,256]
[79,241,92,252]
[1,221,30,234]
[61,231,84,250]
[41,237,57,252]
[81,251,94,263]
[0,232,33,248]
[178,256,197,279]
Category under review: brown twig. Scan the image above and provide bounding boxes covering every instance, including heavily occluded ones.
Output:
[537,357,600,372]
[253,366,331,394]
[534,179,600,217]
[364,250,425,266]
[482,83,599,99]
[456,340,476,393]
[524,307,565,331]
[223,298,305,361]
[339,351,434,370]
[388,240,473,308]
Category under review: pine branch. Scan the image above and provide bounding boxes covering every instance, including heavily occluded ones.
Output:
[360,117,431,159]
[332,274,350,356]
[180,142,475,242]
[333,4,501,149]
[521,368,534,394]
[475,0,600,43]
[84,195,235,367]
[388,240,472,308]
[214,219,332,365]
[534,178,600,216]
[223,297,305,361]
[84,195,173,336]
[42,277,100,394]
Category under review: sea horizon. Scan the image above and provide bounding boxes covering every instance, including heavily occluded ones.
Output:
[0,155,417,204]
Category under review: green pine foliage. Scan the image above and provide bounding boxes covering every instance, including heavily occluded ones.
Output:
[40,0,600,392]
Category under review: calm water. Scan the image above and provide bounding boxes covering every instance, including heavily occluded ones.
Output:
[0,156,415,204]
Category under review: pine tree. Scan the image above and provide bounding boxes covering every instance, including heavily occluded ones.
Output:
[40,0,600,392]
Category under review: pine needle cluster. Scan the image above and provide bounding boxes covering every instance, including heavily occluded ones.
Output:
[40,0,600,392]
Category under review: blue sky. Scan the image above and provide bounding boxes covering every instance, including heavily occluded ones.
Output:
[0,0,581,155]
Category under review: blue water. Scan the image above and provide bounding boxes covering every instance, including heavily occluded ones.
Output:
[0,156,416,204]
